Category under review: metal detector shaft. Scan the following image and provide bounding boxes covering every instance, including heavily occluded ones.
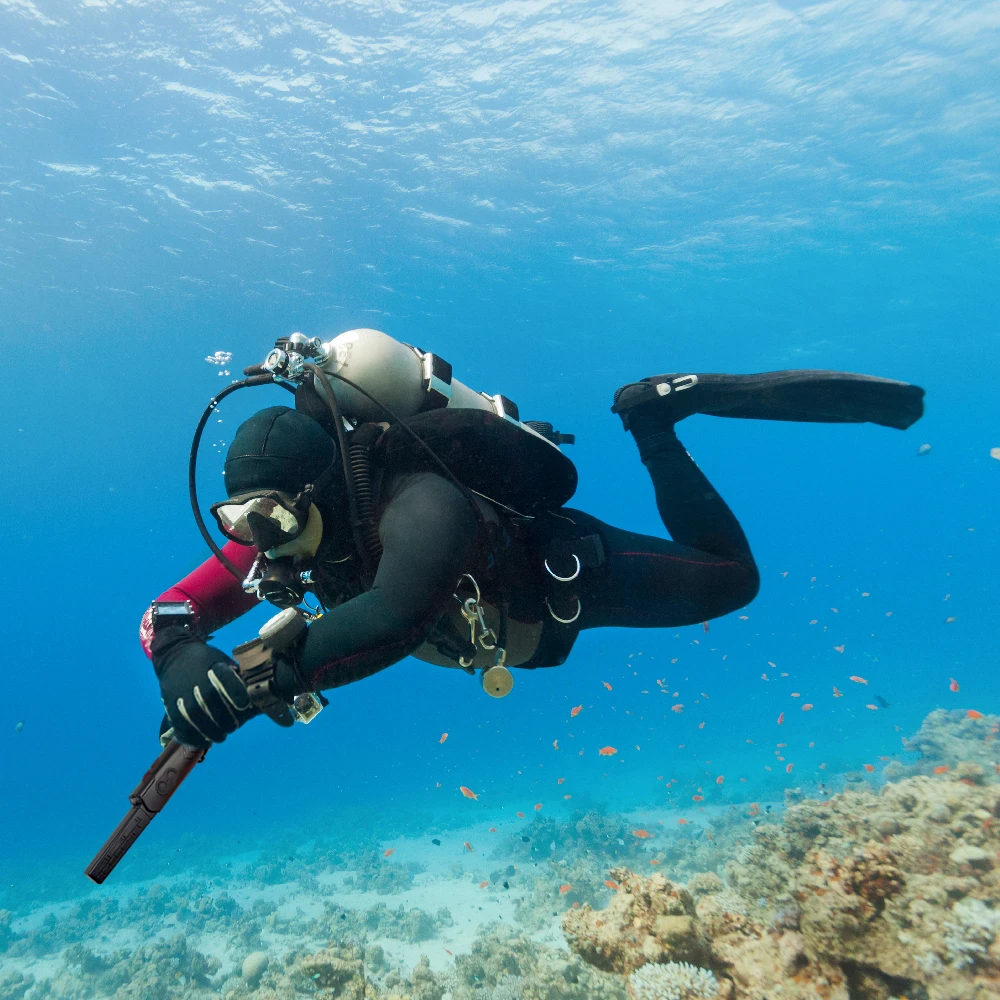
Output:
[84,739,207,884]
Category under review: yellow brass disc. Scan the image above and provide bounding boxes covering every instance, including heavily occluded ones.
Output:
[481,665,514,699]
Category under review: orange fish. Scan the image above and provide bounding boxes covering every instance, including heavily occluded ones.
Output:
[439,733,448,744]
[671,704,684,714]
[785,763,794,773]
[715,775,724,786]
[849,675,867,685]
[598,746,617,756]
[459,786,478,800]
[649,859,661,865]
[604,880,621,890]
[677,818,688,825]
[632,829,651,838]
[464,841,474,852]
[489,827,497,833]
[564,794,572,800]
[934,765,949,774]
[968,710,984,720]
[559,884,572,894]
[834,645,845,653]
[692,795,704,802]
[866,704,879,711]
[534,802,542,811]
[864,763,875,773]
[570,704,583,717]
[777,712,785,725]
[444,949,452,956]
[603,681,613,691]
[748,803,760,816]
[516,811,524,818]
[384,848,394,857]
[802,704,813,712]
[479,880,488,888]
[832,686,843,698]
[949,678,960,693]
[558,778,565,784]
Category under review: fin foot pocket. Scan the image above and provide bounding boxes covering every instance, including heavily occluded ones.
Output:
[612,370,924,431]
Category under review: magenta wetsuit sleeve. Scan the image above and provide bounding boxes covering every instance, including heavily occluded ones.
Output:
[139,541,260,658]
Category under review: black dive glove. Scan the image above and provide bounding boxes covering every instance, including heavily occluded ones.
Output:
[151,627,257,748]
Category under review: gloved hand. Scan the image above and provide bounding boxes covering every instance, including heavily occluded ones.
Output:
[151,627,256,748]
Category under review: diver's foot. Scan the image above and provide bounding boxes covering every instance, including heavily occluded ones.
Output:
[612,370,925,432]
[612,373,724,431]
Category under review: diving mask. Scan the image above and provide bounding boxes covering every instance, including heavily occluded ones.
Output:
[210,490,310,549]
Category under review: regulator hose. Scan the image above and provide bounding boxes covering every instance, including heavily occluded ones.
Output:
[347,424,384,566]
[189,374,284,582]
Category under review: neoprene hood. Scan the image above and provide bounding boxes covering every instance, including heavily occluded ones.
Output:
[224,406,336,497]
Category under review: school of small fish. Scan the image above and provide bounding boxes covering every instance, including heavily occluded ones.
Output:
[419,568,986,887]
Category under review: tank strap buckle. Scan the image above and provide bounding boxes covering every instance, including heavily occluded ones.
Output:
[418,350,453,410]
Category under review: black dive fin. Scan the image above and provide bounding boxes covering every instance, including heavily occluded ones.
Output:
[614,370,925,431]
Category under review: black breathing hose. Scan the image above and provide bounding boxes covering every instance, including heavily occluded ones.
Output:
[189,374,290,583]
[307,368,380,579]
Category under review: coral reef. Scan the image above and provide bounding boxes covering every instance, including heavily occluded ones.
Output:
[447,922,626,1000]
[565,766,1000,999]
[563,869,710,974]
[8,710,1000,1000]
[363,903,452,943]
[897,709,1000,780]
[628,961,721,1000]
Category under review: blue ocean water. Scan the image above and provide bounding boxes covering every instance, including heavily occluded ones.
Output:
[0,0,997,938]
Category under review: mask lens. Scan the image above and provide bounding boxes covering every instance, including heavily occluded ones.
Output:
[214,496,302,544]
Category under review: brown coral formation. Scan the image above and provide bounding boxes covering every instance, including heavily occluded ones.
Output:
[562,869,711,974]
[565,770,1000,1000]
[564,869,846,999]
[899,708,1000,780]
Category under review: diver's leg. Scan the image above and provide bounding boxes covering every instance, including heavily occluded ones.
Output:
[574,409,759,630]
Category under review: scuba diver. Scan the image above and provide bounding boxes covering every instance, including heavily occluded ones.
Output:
[142,329,925,749]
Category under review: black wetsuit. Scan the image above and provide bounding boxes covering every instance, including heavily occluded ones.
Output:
[297,415,758,692]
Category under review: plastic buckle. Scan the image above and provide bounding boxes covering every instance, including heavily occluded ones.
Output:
[419,351,453,409]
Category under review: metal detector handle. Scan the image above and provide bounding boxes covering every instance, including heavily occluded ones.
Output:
[84,739,207,885]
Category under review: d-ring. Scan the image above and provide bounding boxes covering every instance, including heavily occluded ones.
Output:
[544,554,581,583]
[546,597,581,624]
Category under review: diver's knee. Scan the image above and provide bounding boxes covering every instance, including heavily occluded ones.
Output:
[736,564,761,609]
[718,563,759,616]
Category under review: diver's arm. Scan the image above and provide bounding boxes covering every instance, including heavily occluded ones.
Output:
[139,541,260,658]
[296,472,479,690]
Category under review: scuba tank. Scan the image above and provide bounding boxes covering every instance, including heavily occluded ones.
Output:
[267,329,578,514]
